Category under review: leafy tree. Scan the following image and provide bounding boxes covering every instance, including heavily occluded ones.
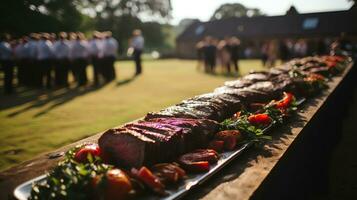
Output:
[210,3,263,21]
[0,0,84,35]
[0,0,172,54]
[81,0,172,53]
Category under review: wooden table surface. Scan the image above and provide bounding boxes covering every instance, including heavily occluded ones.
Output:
[0,62,355,200]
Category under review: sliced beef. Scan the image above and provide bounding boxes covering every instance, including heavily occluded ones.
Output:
[145,102,223,121]
[185,93,243,119]
[124,122,188,162]
[98,128,158,167]
[214,86,273,104]
[145,106,204,120]
[224,72,270,89]
[176,100,225,121]
[98,118,219,168]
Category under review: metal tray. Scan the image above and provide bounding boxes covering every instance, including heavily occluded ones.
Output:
[14,98,306,200]
[14,143,252,200]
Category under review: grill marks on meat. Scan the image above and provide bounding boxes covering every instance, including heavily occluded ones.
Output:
[98,118,219,167]
[146,98,236,121]
[217,71,301,104]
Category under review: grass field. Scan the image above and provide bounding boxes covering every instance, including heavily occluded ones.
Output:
[0,59,264,171]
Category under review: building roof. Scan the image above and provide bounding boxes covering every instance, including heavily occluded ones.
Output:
[177,8,357,42]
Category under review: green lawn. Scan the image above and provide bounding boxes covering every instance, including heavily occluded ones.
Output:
[0,59,264,171]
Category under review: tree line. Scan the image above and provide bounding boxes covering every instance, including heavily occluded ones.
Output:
[0,0,173,55]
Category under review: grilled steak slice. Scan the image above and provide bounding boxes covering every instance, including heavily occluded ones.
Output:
[214,86,273,104]
[224,72,270,89]
[145,117,219,151]
[145,103,222,121]
[98,118,219,168]
[185,93,243,120]
[176,100,225,121]
[145,117,219,137]
[98,128,158,167]
[145,106,203,120]
[124,122,188,162]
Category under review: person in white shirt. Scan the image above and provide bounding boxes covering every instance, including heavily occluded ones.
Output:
[26,33,41,87]
[129,29,144,75]
[71,32,89,86]
[102,31,118,81]
[37,33,54,88]
[0,34,14,94]
[53,32,70,86]
[14,37,26,86]
[88,31,102,85]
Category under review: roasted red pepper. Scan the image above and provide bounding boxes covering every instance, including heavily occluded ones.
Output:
[178,149,219,173]
[215,130,241,150]
[152,163,186,184]
[131,166,165,195]
[185,161,210,172]
[248,113,272,126]
[275,92,294,110]
[208,140,224,152]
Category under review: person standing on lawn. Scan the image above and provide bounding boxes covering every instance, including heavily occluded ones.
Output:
[130,29,144,75]
[0,34,14,94]
[71,33,89,86]
[37,33,54,89]
[53,32,70,87]
[229,36,240,74]
[14,37,26,86]
[102,31,118,81]
[88,31,102,85]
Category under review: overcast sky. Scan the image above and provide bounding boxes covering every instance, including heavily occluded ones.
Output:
[170,0,354,25]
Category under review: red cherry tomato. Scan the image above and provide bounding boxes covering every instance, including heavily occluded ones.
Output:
[275,92,294,110]
[93,169,132,200]
[248,113,272,126]
[74,143,101,163]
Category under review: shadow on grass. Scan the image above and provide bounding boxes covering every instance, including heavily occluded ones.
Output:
[2,75,138,117]
[1,79,120,117]
[115,75,137,87]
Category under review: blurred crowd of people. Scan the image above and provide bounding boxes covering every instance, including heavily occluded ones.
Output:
[195,33,355,74]
[0,30,145,95]
[196,36,241,74]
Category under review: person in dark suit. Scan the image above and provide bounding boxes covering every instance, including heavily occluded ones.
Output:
[229,37,240,73]
[203,36,217,73]
[129,29,144,75]
[0,34,14,94]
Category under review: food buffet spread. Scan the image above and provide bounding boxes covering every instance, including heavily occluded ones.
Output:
[9,55,353,200]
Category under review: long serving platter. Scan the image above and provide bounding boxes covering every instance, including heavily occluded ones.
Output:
[13,98,306,200]
[13,143,253,200]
